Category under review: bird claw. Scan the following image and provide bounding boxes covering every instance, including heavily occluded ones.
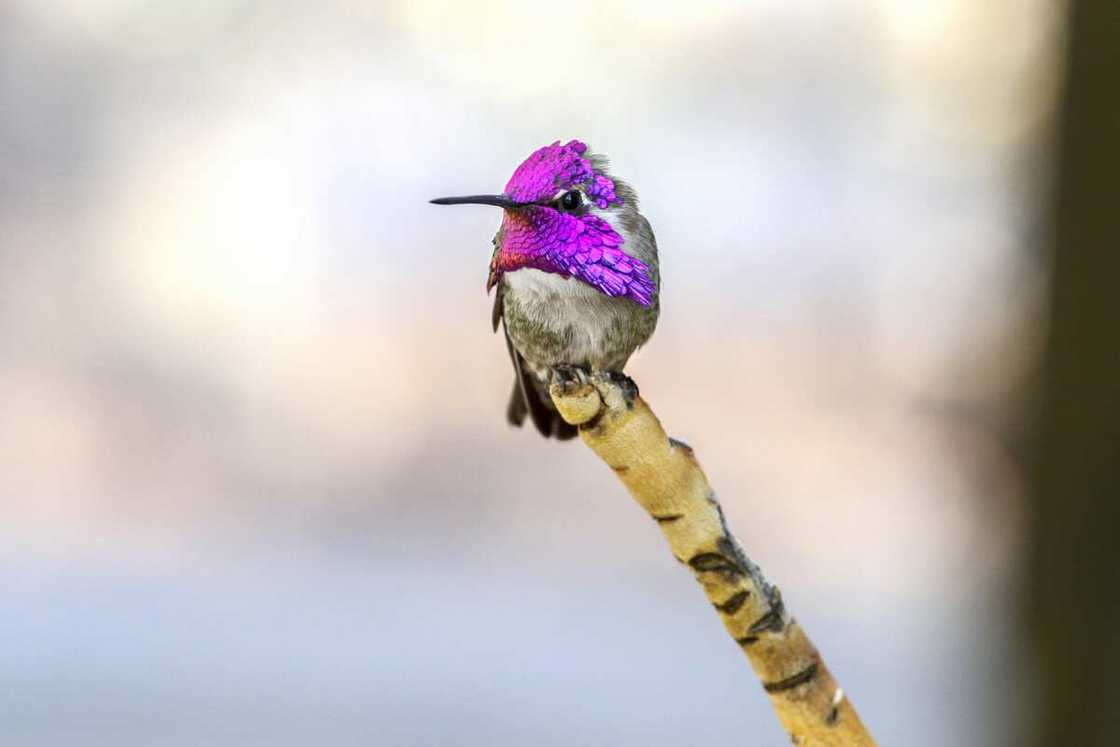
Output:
[600,370,638,398]
[551,365,592,396]
[549,365,601,426]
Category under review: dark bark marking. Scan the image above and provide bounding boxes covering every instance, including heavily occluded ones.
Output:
[668,436,693,455]
[688,552,744,576]
[763,662,819,694]
[826,702,840,725]
[736,634,759,646]
[713,590,750,615]
[652,513,683,524]
[715,537,750,574]
[610,464,630,473]
[749,588,786,634]
[711,501,762,582]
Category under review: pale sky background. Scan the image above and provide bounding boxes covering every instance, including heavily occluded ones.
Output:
[0,1,1061,745]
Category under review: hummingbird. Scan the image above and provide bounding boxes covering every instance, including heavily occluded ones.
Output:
[432,140,660,439]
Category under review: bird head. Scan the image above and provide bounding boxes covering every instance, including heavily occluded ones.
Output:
[431,140,655,307]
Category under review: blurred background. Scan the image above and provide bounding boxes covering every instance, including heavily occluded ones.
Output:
[0,1,1071,745]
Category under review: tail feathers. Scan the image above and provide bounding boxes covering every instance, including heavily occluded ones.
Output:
[501,317,577,440]
[506,376,578,440]
[506,379,528,425]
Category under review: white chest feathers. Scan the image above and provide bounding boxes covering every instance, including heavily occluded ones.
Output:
[503,268,628,369]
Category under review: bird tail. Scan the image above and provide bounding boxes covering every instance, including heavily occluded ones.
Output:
[506,371,578,441]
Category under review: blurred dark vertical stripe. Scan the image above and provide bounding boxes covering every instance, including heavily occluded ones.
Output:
[1030,2,1120,745]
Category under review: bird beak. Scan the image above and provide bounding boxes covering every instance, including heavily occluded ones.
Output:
[429,194,520,209]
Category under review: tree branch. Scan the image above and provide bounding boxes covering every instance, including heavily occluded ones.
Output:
[550,371,876,746]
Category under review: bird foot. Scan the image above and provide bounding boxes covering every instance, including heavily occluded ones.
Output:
[549,366,601,427]
[599,370,639,401]
[550,365,592,397]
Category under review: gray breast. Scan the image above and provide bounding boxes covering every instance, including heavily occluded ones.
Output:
[501,268,659,375]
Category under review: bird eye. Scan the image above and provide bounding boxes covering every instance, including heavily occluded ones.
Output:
[559,190,582,212]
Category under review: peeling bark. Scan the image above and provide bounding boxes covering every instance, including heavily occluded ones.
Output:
[550,372,875,746]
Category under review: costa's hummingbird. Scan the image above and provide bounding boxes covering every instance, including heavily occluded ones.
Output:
[432,140,660,439]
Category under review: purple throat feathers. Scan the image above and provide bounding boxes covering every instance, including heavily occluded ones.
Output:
[489,140,655,307]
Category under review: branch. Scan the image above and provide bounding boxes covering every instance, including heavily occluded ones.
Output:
[550,372,876,746]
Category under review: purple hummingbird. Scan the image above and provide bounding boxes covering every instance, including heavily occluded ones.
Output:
[432,140,660,439]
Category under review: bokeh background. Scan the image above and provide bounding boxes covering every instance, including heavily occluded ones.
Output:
[0,1,1065,745]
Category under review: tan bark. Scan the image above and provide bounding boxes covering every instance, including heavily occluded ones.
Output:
[550,372,876,746]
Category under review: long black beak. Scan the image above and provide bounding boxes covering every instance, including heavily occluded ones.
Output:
[430,194,520,209]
